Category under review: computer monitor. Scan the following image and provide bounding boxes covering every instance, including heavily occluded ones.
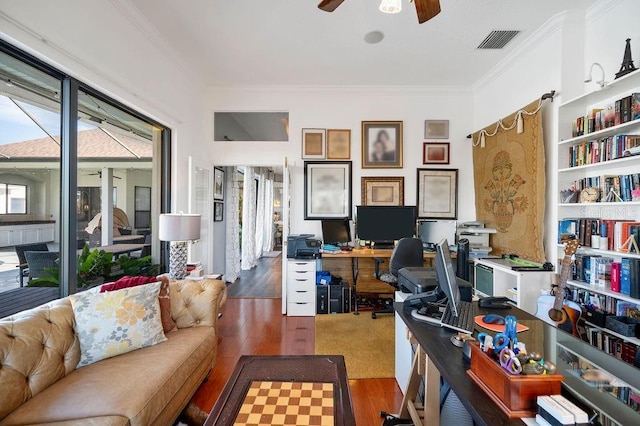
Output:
[435,238,461,317]
[322,219,351,245]
[418,220,457,245]
[356,206,417,244]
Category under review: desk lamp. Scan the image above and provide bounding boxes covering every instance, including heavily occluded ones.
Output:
[159,213,201,279]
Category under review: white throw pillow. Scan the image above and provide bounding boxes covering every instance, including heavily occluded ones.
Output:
[70,281,167,367]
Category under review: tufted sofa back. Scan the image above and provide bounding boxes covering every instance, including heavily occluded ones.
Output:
[169,278,227,329]
[0,298,80,420]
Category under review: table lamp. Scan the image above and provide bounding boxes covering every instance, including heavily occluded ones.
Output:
[159,213,201,279]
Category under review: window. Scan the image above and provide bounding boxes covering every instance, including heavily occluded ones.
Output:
[0,183,27,214]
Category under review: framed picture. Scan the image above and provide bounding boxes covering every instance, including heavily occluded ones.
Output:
[214,202,224,222]
[326,129,351,160]
[302,128,326,159]
[424,120,449,139]
[416,168,458,219]
[361,176,404,206]
[423,142,450,164]
[214,167,224,200]
[304,161,352,220]
[361,121,403,168]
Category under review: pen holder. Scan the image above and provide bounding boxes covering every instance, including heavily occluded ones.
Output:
[466,342,564,418]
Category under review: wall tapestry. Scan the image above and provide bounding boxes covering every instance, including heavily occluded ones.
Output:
[472,99,546,262]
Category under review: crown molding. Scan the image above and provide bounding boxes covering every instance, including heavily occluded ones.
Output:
[472,11,567,91]
[208,84,473,96]
[586,0,623,25]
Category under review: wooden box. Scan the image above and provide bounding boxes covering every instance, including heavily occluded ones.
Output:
[466,342,564,418]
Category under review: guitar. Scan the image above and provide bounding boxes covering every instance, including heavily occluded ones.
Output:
[535,238,587,340]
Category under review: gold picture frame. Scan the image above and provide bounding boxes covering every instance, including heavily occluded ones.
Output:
[326,129,351,160]
[302,128,326,159]
[361,176,404,206]
[361,121,403,168]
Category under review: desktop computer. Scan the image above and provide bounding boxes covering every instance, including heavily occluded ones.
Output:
[316,284,351,314]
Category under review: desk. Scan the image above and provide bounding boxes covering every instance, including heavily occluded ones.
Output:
[322,249,438,314]
[394,302,543,426]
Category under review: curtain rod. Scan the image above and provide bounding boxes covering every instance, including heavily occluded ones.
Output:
[466,90,555,139]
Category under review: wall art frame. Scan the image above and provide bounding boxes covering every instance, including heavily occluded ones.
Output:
[360,176,404,206]
[361,121,403,168]
[422,142,450,165]
[416,168,458,219]
[302,128,326,159]
[214,202,224,222]
[304,161,352,220]
[214,167,225,201]
[424,120,449,139]
[326,129,351,160]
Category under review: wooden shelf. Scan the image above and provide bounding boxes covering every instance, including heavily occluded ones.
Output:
[558,154,639,173]
[566,279,640,304]
[558,118,640,146]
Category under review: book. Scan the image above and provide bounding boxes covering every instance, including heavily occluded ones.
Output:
[596,258,613,288]
[611,262,621,292]
[620,258,632,295]
[558,219,579,244]
[630,258,640,298]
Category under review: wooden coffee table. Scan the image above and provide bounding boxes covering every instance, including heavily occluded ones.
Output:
[205,355,355,426]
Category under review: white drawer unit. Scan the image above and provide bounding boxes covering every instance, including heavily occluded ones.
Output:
[286,259,317,316]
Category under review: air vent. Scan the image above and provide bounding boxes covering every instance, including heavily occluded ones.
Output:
[477,30,520,49]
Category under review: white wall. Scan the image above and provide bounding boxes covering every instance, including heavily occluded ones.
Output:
[0,0,209,213]
[209,86,475,236]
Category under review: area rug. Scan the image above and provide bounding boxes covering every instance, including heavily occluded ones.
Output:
[472,99,546,262]
[261,251,282,258]
[315,313,394,379]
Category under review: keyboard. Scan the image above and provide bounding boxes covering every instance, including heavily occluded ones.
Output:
[441,301,477,334]
[411,300,477,334]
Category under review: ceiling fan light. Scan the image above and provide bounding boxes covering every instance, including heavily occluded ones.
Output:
[379,0,402,14]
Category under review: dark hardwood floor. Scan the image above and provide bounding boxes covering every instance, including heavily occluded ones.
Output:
[193,280,404,425]
[225,256,282,298]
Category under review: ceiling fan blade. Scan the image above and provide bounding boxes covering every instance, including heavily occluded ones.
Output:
[414,0,441,24]
[318,0,345,12]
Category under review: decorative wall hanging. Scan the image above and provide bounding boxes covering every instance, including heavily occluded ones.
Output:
[361,121,403,168]
[304,161,352,219]
[361,176,404,206]
[302,128,326,159]
[326,129,351,160]
[416,169,457,219]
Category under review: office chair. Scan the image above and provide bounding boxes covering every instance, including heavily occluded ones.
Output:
[371,237,424,319]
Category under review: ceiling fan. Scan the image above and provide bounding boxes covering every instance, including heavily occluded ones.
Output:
[318,0,441,24]
[86,171,122,180]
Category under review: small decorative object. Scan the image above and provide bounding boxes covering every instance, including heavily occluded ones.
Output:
[214,202,224,222]
[214,168,225,200]
[560,189,578,203]
[361,176,404,206]
[326,129,351,160]
[579,187,599,203]
[424,120,449,139]
[615,38,637,79]
[361,121,403,168]
[422,142,450,164]
[416,168,458,219]
[302,128,326,159]
[632,186,640,201]
[159,213,201,279]
[304,161,352,220]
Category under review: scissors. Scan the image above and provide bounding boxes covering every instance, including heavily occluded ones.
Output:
[477,332,494,352]
[499,347,522,375]
[505,315,518,350]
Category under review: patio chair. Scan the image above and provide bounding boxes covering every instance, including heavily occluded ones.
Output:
[15,243,49,287]
[24,251,60,283]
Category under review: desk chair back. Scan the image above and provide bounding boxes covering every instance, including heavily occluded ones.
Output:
[389,238,424,277]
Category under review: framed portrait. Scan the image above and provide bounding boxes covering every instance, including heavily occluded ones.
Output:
[416,168,458,219]
[302,128,326,159]
[304,161,352,220]
[361,121,403,168]
[424,120,449,139]
[214,202,224,222]
[326,129,351,160]
[423,142,450,165]
[361,176,404,206]
[214,167,224,200]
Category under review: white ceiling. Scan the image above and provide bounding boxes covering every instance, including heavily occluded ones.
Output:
[130,0,596,87]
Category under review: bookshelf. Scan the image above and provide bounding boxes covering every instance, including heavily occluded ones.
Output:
[555,69,640,426]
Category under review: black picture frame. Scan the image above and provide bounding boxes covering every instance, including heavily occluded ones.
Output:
[214,167,225,201]
[304,161,352,220]
[214,202,224,222]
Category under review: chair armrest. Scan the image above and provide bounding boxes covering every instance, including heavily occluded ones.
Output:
[169,279,227,329]
[373,257,386,279]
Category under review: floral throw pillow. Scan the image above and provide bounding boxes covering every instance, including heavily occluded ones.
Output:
[70,282,167,368]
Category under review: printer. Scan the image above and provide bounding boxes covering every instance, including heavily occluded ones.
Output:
[287,235,322,259]
[456,221,496,256]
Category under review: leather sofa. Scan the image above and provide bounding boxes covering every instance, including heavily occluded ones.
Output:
[0,279,227,425]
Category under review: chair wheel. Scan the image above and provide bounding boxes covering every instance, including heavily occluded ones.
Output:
[372,313,377,319]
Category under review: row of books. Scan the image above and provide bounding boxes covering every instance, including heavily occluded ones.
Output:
[567,134,640,167]
[572,93,640,137]
[583,324,639,367]
[567,286,639,315]
[558,219,640,251]
[570,254,640,298]
[569,173,640,202]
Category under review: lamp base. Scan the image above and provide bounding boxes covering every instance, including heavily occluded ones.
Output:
[169,241,188,280]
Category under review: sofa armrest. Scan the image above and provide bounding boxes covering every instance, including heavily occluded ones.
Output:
[169,279,227,329]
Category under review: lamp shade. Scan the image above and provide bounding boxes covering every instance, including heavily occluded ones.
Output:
[158,213,201,241]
